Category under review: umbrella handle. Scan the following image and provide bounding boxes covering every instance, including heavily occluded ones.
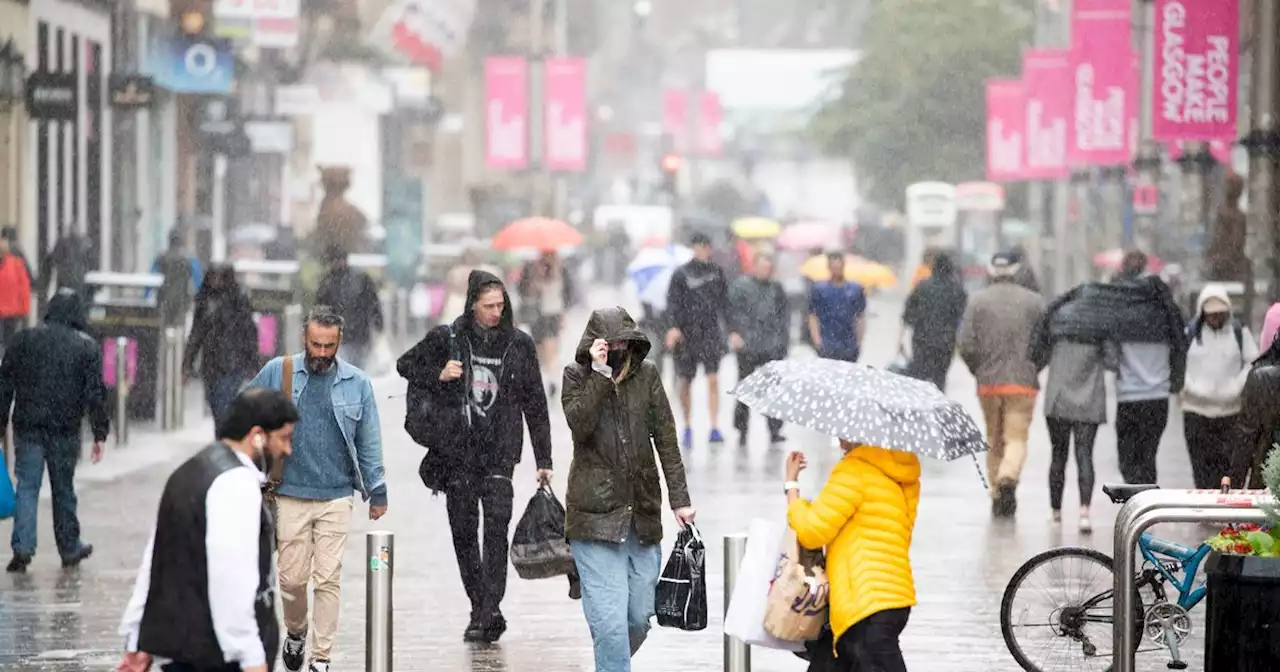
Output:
[971,453,989,491]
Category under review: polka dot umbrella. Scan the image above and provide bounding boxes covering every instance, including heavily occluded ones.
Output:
[731,359,988,464]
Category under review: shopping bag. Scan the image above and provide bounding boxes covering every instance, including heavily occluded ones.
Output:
[509,485,576,580]
[764,527,829,641]
[655,522,708,631]
[0,448,14,520]
[723,518,807,652]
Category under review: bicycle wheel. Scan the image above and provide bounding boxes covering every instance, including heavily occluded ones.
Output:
[1000,546,1144,672]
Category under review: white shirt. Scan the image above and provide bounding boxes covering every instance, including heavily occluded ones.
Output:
[118,449,269,667]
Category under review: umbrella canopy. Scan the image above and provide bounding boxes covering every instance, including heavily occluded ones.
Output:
[800,254,899,289]
[1093,248,1165,272]
[627,245,692,294]
[492,217,584,251]
[639,265,678,311]
[777,221,841,251]
[732,359,987,460]
[731,217,783,240]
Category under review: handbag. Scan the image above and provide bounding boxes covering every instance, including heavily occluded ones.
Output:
[0,446,15,520]
[723,518,807,652]
[655,522,708,631]
[764,527,830,641]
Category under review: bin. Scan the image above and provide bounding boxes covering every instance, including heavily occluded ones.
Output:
[84,272,164,421]
[1204,552,1280,671]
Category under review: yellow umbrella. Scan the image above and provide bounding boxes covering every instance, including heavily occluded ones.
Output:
[800,254,899,289]
[731,217,783,239]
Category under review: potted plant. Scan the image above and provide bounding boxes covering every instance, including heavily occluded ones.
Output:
[1202,449,1280,670]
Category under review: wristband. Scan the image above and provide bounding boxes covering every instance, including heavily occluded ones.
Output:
[784,480,801,493]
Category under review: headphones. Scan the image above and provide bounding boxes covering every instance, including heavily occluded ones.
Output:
[252,433,266,451]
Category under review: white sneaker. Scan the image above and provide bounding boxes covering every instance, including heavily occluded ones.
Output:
[309,661,330,672]
[1079,516,1093,535]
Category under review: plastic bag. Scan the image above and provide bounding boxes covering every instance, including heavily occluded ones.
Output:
[764,527,829,641]
[655,522,708,631]
[509,485,576,580]
[723,519,806,651]
[0,448,14,520]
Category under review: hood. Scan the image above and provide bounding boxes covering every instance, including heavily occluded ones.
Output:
[1224,173,1245,205]
[574,306,651,366]
[457,269,514,330]
[45,289,86,330]
[850,445,922,485]
[1195,282,1233,317]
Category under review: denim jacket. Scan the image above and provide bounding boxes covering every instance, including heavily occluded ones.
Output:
[249,354,387,504]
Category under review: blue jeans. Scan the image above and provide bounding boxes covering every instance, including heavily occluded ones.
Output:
[10,433,84,559]
[205,374,245,432]
[571,532,663,672]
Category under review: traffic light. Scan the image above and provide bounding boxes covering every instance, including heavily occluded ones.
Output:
[660,152,682,198]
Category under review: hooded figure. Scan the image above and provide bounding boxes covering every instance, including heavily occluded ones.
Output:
[901,251,967,390]
[561,306,693,671]
[395,269,552,643]
[0,288,107,573]
[1205,173,1250,284]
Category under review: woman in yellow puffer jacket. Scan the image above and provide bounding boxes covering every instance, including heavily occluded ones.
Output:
[785,441,921,671]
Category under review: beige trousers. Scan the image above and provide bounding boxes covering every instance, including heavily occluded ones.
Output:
[277,495,353,660]
[978,394,1037,496]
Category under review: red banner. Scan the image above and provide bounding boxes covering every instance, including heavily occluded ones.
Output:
[1152,0,1240,141]
[697,92,723,157]
[1023,49,1072,179]
[484,56,528,170]
[986,79,1027,182]
[543,57,588,172]
[1068,0,1136,166]
[662,90,688,153]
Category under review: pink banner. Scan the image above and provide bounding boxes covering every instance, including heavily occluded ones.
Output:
[1152,0,1240,141]
[102,338,138,388]
[697,93,723,157]
[543,57,588,172]
[484,56,529,170]
[986,79,1027,182]
[1068,0,1136,166]
[1023,49,1071,179]
[662,90,688,153]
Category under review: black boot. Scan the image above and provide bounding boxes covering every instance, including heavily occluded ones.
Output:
[483,612,508,643]
[463,612,487,642]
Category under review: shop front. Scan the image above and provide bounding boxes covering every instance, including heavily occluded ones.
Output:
[0,0,30,254]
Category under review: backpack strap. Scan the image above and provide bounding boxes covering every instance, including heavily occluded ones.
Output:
[1234,321,1244,358]
[267,355,293,486]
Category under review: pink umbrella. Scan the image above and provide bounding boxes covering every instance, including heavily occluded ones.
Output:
[1093,248,1166,273]
[777,221,841,251]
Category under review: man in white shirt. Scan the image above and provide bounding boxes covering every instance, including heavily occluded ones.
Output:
[117,388,299,672]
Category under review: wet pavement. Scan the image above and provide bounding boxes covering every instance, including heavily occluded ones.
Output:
[0,286,1215,671]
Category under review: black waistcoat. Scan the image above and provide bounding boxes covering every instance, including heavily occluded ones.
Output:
[137,443,279,668]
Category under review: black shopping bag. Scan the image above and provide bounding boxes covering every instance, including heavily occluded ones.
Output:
[655,522,708,631]
[510,485,576,580]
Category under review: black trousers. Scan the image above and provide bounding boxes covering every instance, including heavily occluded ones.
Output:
[446,470,515,620]
[1115,399,1169,485]
[1183,412,1237,490]
[734,353,784,436]
[805,607,911,672]
[1046,418,1099,510]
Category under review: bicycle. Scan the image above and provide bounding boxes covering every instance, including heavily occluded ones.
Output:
[1000,483,1208,672]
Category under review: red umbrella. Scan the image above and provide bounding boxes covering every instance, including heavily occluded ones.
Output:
[491,217,584,251]
[1093,248,1166,272]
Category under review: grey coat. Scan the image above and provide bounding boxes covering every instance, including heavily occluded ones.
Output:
[1042,340,1118,424]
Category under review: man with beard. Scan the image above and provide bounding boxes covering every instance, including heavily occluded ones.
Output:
[116,388,298,672]
[247,306,388,672]
[396,270,553,643]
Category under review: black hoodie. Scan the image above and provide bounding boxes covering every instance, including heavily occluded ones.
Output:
[0,289,109,441]
[397,270,552,489]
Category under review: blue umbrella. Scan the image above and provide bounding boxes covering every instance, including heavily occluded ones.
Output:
[627,245,692,295]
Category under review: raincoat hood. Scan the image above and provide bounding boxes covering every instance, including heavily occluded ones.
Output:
[1195,282,1233,317]
[574,306,651,365]
[458,269,514,330]
[45,289,85,330]
[850,444,922,486]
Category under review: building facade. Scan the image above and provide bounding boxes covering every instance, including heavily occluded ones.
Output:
[0,0,30,245]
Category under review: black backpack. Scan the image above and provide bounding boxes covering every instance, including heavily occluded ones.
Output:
[404,325,468,448]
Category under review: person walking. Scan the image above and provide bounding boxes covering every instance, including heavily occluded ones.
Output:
[727,251,791,447]
[38,226,94,310]
[184,264,261,428]
[1234,335,1280,487]
[315,247,383,369]
[518,250,574,397]
[152,229,200,329]
[0,232,32,354]
[396,269,553,643]
[900,251,967,390]
[248,306,388,672]
[807,252,867,363]
[958,253,1046,517]
[784,442,921,672]
[562,306,694,672]
[665,232,730,449]
[1031,292,1119,534]
[1182,284,1256,489]
[116,388,298,672]
[0,289,106,573]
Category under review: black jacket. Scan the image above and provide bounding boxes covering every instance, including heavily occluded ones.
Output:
[726,276,790,359]
[397,270,552,489]
[666,259,729,338]
[317,266,383,345]
[0,290,108,441]
[184,289,260,382]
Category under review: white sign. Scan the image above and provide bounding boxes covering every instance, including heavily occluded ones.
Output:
[214,0,300,48]
[214,0,301,20]
[274,84,321,116]
[904,182,958,229]
[245,120,294,154]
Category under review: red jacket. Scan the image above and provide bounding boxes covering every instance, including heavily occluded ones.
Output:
[0,254,32,318]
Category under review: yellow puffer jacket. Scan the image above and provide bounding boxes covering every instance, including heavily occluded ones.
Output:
[787,445,921,642]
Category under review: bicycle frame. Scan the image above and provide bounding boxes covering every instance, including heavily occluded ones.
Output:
[1138,532,1210,611]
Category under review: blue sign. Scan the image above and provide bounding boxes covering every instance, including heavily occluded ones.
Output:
[144,36,234,95]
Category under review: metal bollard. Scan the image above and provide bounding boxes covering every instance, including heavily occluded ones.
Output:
[366,531,394,672]
[394,287,410,344]
[284,304,304,354]
[172,334,186,429]
[162,328,180,430]
[114,336,129,447]
[724,533,751,672]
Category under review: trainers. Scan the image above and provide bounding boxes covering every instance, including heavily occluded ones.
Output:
[484,613,508,643]
[769,432,787,445]
[681,428,693,450]
[709,429,725,444]
[61,544,93,568]
[463,614,487,642]
[568,574,582,600]
[309,661,329,672]
[282,631,306,671]
[6,555,31,574]
[1079,516,1093,535]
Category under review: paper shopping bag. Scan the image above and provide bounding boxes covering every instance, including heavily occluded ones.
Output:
[764,527,829,641]
[722,518,806,652]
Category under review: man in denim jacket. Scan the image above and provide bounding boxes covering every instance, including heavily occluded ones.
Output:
[248,305,387,672]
